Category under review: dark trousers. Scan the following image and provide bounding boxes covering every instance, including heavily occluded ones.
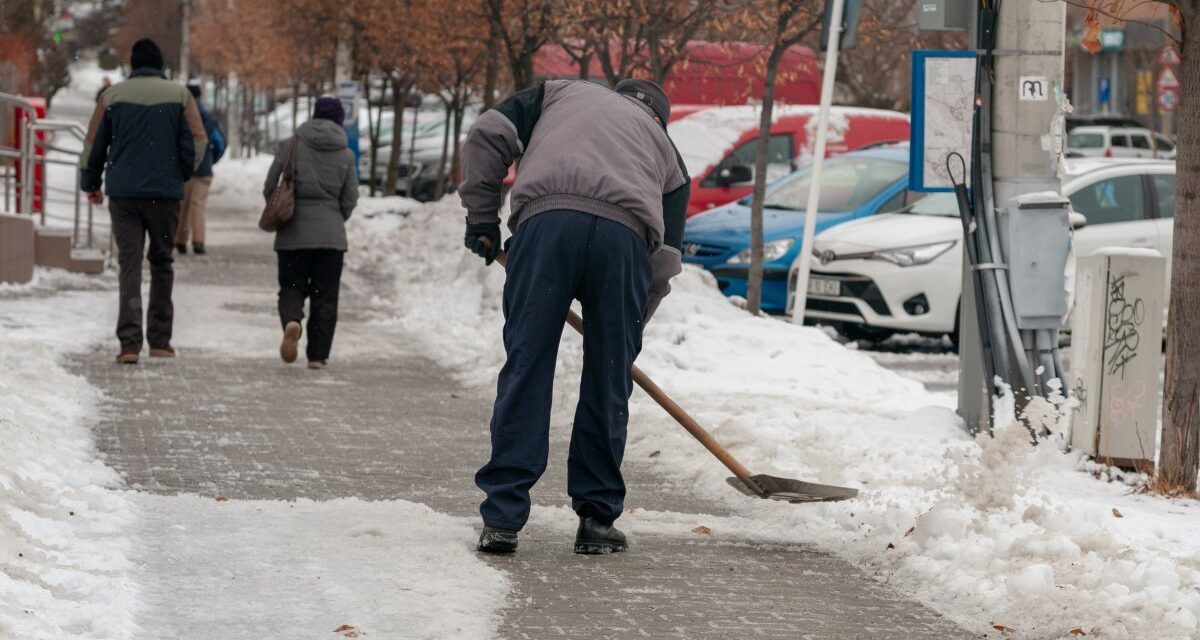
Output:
[110,197,180,351]
[476,211,651,531]
[276,249,344,362]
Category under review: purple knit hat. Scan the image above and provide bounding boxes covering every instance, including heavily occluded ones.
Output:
[312,97,345,126]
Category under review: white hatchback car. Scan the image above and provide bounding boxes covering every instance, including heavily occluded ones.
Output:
[1068,126,1176,160]
[799,159,1176,344]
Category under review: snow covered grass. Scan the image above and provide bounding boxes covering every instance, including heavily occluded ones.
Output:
[348,195,1200,640]
[0,284,137,639]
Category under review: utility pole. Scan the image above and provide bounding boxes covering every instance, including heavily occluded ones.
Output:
[956,0,1067,431]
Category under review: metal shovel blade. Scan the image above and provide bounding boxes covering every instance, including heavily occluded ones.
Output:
[727,474,859,503]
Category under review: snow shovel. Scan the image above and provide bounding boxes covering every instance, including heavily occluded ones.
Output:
[487,248,857,504]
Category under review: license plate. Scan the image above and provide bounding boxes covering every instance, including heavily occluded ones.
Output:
[807,276,840,297]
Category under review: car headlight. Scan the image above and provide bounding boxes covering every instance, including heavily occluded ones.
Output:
[727,239,795,264]
[871,241,956,267]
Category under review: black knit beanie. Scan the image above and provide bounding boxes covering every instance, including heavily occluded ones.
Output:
[615,78,670,127]
[131,38,164,71]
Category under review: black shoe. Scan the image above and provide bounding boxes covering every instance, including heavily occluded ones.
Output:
[175,243,187,254]
[574,516,628,554]
[478,526,518,554]
[192,242,206,255]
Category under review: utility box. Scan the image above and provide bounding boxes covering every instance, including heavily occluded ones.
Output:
[1000,193,1072,330]
[1069,249,1166,470]
[918,0,972,31]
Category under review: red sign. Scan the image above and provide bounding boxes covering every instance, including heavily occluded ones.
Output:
[1158,88,1179,113]
[1158,46,1181,67]
[1158,67,1180,90]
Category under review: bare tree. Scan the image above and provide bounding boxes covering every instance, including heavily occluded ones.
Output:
[483,0,561,89]
[726,0,823,314]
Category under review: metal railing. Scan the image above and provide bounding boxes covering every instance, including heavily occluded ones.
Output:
[1,92,101,251]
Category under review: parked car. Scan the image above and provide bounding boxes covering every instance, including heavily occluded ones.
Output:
[680,144,919,313]
[503,104,910,217]
[1067,125,1175,160]
[667,105,911,216]
[359,110,477,201]
[799,159,1176,344]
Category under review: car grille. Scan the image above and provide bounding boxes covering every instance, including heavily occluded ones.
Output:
[797,271,893,317]
[683,242,729,258]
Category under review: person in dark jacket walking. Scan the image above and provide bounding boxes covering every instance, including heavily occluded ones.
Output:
[264,97,358,370]
[82,38,208,365]
[459,78,690,555]
[175,84,226,255]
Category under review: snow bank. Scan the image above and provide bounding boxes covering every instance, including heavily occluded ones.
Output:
[349,194,1200,639]
[0,284,137,639]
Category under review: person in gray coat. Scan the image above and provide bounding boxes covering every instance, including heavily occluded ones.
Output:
[264,97,358,370]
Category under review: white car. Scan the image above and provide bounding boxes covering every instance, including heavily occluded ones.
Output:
[800,159,1176,344]
[1067,126,1176,160]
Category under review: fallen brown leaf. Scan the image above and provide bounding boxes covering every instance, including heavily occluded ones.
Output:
[904,526,915,537]
[691,525,712,535]
[214,496,229,502]
[648,450,661,458]
[1112,507,1123,518]
[1069,628,1087,637]
[886,543,895,550]
[993,624,1015,635]
[333,625,355,632]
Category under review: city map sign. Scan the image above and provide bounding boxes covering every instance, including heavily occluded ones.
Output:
[910,50,978,192]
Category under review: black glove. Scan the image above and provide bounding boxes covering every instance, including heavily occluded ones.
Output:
[464,219,501,265]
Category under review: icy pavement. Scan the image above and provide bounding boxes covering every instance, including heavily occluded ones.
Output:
[68,202,966,638]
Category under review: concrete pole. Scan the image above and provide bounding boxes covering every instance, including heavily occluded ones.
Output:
[989,1,1065,209]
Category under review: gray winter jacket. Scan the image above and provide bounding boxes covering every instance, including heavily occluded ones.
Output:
[264,118,359,251]
[459,79,690,320]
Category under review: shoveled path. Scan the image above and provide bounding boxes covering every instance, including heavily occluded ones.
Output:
[76,203,969,638]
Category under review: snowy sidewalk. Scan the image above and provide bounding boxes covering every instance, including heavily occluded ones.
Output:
[69,201,966,638]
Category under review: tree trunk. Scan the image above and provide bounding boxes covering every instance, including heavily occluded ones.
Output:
[745,47,784,315]
[408,96,419,186]
[450,91,466,188]
[1158,20,1200,493]
[384,76,408,195]
[483,27,499,109]
[291,81,299,132]
[434,99,453,199]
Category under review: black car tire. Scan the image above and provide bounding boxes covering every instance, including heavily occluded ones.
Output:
[836,322,894,345]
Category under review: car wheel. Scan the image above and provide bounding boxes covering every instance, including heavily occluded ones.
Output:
[837,322,894,345]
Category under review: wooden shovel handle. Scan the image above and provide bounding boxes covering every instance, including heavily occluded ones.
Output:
[490,248,755,483]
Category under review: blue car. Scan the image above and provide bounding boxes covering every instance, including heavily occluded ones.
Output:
[682,145,915,313]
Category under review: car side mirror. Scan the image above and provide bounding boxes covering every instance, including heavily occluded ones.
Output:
[716,164,753,186]
[1069,211,1088,230]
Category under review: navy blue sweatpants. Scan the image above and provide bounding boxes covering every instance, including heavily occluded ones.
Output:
[476,210,652,531]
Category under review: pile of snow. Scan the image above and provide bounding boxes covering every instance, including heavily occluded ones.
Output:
[349,194,1200,639]
[207,154,277,206]
[0,283,137,639]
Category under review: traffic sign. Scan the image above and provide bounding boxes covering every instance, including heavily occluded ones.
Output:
[1158,46,1181,67]
[1158,88,1179,113]
[1158,67,1180,90]
[1099,77,1111,104]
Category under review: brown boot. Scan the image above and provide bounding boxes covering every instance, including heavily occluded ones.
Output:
[115,349,139,365]
[307,360,326,370]
[280,321,301,363]
[149,345,176,358]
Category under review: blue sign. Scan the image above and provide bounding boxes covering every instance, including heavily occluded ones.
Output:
[1098,77,1111,104]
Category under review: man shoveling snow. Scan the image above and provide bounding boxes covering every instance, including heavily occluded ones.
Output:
[458,78,690,554]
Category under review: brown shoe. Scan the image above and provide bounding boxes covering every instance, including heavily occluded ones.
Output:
[307,360,326,370]
[281,321,301,363]
[115,349,139,364]
[149,346,176,358]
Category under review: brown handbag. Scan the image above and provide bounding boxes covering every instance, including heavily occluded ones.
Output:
[258,137,299,231]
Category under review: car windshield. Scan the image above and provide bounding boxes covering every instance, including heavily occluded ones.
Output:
[761,157,906,213]
[899,192,959,217]
[1069,132,1105,148]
